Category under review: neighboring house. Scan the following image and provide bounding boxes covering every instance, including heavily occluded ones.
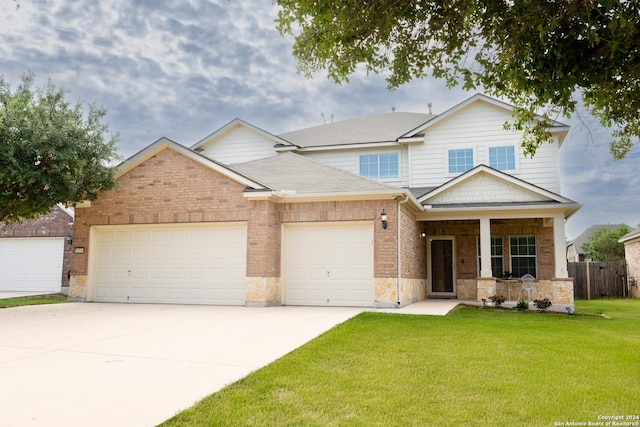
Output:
[619,228,640,298]
[0,205,74,293]
[69,94,580,310]
[566,224,624,262]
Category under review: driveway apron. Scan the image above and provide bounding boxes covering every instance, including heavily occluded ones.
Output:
[0,303,364,427]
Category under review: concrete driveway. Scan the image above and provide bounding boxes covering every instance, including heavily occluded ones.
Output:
[0,303,365,427]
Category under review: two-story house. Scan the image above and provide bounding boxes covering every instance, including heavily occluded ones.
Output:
[68,94,580,310]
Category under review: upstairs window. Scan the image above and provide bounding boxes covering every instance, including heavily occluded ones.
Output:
[359,153,399,180]
[448,149,474,174]
[489,146,516,171]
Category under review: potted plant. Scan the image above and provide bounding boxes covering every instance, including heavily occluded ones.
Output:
[489,294,506,307]
[533,298,552,311]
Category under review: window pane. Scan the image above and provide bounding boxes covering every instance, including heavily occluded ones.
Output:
[510,235,537,277]
[448,149,473,173]
[489,146,516,171]
[379,153,399,179]
[359,155,378,178]
[359,153,398,179]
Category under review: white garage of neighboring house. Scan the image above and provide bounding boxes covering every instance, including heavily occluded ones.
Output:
[0,205,74,294]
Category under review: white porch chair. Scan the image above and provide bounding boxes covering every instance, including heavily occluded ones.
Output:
[518,274,535,301]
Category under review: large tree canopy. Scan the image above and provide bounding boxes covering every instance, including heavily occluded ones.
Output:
[0,74,119,223]
[276,0,640,159]
[581,224,631,261]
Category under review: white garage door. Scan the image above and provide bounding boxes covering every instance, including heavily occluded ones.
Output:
[91,223,247,305]
[282,221,374,307]
[0,238,64,292]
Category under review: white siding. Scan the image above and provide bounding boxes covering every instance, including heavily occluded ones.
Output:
[410,101,562,193]
[199,127,278,164]
[304,146,410,187]
[428,174,549,205]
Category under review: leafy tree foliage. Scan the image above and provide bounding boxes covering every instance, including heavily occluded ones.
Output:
[0,74,119,223]
[581,224,631,261]
[276,0,640,159]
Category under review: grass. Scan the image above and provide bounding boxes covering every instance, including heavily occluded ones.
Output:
[0,293,68,309]
[161,299,640,426]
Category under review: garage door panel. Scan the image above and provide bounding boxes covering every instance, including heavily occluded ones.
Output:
[283,222,374,307]
[92,223,247,305]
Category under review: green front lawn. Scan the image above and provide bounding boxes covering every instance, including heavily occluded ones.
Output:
[0,293,68,309]
[162,300,640,426]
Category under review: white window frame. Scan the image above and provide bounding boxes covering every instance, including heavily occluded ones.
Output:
[509,235,538,278]
[477,235,504,277]
[358,151,400,181]
[487,145,518,172]
[446,147,475,176]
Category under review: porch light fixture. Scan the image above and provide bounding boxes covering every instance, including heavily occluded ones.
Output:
[66,234,72,246]
[420,231,427,238]
[380,209,388,229]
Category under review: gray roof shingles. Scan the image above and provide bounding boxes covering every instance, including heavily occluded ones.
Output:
[231,152,398,194]
[277,112,435,148]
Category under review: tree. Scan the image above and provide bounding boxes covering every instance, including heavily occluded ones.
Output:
[581,224,631,261]
[276,0,640,159]
[0,74,120,223]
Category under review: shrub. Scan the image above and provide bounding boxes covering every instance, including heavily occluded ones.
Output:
[534,298,552,311]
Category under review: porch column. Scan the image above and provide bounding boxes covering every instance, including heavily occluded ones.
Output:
[479,217,493,277]
[553,213,568,278]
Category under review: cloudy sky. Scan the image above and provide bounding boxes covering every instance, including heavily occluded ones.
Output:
[1,0,638,239]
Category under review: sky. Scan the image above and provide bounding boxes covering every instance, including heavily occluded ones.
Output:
[1,0,638,240]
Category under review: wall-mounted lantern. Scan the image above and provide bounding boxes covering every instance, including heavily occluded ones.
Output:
[66,234,72,246]
[380,209,388,230]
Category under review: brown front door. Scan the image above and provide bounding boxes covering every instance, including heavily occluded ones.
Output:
[429,237,456,297]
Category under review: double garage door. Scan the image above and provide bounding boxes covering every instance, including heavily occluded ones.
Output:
[92,223,247,305]
[0,238,64,292]
[91,221,374,307]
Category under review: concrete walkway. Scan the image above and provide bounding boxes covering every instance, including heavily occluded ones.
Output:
[0,300,457,427]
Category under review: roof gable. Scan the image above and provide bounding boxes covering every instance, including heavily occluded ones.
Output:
[419,165,576,206]
[116,137,267,190]
[400,94,570,142]
[191,118,291,151]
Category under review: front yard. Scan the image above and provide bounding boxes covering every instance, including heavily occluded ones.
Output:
[161,299,640,426]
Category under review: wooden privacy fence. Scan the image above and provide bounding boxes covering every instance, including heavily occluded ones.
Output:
[568,260,628,299]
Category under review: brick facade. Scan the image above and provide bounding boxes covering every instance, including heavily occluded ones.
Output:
[1,205,73,289]
[69,146,571,308]
[70,148,407,305]
[623,237,640,298]
[424,218,555,281]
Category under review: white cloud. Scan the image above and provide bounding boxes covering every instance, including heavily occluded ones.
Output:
[1,0,638,237]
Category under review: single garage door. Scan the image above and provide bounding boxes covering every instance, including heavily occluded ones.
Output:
[91,223,247,305]
[282,221,374,307]
[0,238,64,292]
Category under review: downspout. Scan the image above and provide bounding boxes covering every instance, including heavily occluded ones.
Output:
[396,194,410,306]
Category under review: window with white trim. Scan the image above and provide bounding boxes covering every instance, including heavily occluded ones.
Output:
[448,148,474,174]
[509,235,537,277]
[359,153,399,180]
[489,146,516,171]
[477,236,504,277]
